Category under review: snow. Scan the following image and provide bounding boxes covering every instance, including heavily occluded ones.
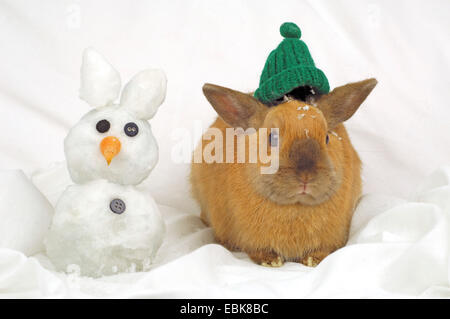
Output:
[45,179,165,278]
[47,49,168,277]
[0,170,53,256]
[297,105,311,111]
[66,49,166,185]
[304,128,310,138]
[65,106,159,185]
[79,48,121,108]
[330,130,343,140]
[120,69,167,120]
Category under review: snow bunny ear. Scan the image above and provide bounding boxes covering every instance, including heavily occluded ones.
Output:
[79,48,121,108]
[120,69,167,120]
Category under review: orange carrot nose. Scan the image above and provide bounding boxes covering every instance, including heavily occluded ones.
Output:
[100,136,121,165]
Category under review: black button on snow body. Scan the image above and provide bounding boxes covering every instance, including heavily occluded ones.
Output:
[96,119,110,133]
[124,122,139,137]
[110,198,126,214]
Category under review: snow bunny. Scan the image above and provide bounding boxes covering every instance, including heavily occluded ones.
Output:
[45,48,166,277]
[65,48,167,185]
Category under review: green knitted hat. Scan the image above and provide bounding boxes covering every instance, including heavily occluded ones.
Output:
[254,22,330,104]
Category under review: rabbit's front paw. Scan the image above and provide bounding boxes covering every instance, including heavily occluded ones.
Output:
[302,256,320,267]
[249,251,284,267]
[262,256,284,268]
[300,250,330,267]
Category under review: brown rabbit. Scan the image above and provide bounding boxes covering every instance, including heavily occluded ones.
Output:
[190,79,377,267]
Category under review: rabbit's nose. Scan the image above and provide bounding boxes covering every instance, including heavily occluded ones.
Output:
[100,136,121,165]
[289,138,320,171]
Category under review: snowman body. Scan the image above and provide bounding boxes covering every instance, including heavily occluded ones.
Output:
[45,48,167,277]
[46,180,165,277]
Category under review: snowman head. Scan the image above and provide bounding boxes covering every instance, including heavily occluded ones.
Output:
[65,48,167,185]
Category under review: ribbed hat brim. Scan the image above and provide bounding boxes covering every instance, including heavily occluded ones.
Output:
[255,66,330,104]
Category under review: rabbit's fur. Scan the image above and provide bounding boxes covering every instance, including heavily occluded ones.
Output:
[190,79,377,266]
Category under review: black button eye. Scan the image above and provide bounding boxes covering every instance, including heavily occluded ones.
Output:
[124,122,139,137]
[110,198,126,214]
[96,119,110,133]
[326,134,330,145]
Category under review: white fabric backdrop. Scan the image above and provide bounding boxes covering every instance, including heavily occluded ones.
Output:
[2,164,450,298]
[0,0,449,298]
[1,0,449,200]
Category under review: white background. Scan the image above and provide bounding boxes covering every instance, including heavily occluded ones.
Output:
[1,0,449,204]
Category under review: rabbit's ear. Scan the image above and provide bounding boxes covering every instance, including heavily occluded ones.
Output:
[202,83,268,130]
[120,69,167,120]
[79,48,121,108]
[318,78,377,129]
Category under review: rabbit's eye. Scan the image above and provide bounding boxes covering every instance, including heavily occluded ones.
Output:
[269,132,279,147]
[96,119,110,133]
[326,134,330,145]
[124,122,139,137]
